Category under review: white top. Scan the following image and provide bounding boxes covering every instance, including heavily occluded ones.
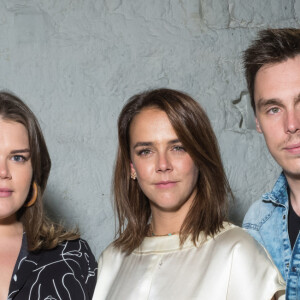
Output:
[93,223,285,300]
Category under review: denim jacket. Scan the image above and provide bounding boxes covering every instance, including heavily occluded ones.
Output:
[243,172,298,299]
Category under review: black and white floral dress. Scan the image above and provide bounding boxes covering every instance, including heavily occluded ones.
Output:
[7,233,97,300]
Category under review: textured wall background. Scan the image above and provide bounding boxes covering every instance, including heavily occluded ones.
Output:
[0,0,299,258]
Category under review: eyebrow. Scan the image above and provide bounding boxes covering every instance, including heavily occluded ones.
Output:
[256,93,300,111]
[294,93,300,103]
[256,98,283,111]
[10,149,30,154]
[133,139,180,149]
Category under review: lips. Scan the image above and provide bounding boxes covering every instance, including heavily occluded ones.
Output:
[154,181,178,189]
[284,143,300,154]
[0,188,13,197]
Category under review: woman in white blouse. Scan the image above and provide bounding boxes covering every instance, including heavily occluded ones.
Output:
[93,88,285,300]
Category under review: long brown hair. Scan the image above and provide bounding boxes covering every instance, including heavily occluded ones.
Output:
[0,91,79,252]
[114,88,231,253]
[243,28,300,113]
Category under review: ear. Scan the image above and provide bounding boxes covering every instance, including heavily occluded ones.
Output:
[255,118,262,133]
[130,162,136,173]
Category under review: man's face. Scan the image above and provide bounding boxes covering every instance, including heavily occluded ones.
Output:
[254,55,300,178]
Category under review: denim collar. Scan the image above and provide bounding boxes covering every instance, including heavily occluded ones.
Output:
[261,172,289,208]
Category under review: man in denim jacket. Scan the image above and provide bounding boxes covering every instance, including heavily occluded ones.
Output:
[242,28,300,299]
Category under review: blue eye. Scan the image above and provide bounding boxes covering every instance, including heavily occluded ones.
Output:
[268,107,280,114]
[12,155,26,162]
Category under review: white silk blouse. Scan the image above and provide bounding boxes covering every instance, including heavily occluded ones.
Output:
[93,223,285,300]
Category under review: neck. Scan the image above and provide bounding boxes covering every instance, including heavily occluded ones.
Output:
[149,190,195,236]
[285,173,300,216]
[150,210,183,236]
[0,215,23,237]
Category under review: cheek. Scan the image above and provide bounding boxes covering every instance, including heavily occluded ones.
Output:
[189,166,199,186]
[19,167,33,194]
[134,161,154,181]
[259,116,282,136]
[184,163,199,187]
[262,131,280,149]
[178,158,198,176]
[256,120,278,145]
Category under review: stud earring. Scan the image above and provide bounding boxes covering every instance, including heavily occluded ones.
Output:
[131,171,137,180]
[24,182,38,207]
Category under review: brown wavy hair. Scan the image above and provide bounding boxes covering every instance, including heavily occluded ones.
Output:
[243,28,300,113]
[114,88,231,253]
[0,91,79,252]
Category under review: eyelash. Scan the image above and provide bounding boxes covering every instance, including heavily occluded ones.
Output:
[267,107,280,114]
[11,155,28,162]
[136,145,186,156]
[137,149,152,156]
[172,145,185,152]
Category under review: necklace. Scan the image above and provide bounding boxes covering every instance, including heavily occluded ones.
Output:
[148,224,178,237]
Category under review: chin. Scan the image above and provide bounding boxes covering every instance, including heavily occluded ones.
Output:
[283,168,300,180]
[152,199,188,213]
[158,205,182,213]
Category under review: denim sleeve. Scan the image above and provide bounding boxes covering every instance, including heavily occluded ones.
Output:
[243,225,265,246]
[242,201,265,247]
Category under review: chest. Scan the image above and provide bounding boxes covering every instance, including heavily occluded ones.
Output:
[0,248,20,300]
[0,236,22,300]
[100,247,234,300]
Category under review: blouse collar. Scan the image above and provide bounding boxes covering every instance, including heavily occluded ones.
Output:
[133,222,234,254]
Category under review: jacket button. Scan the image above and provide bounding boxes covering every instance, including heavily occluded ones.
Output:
[292,266,297,272]
[283,215,286,219]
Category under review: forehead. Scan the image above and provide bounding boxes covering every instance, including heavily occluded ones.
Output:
[254,56,300,103]
[0,119,29,146]
[129,108,177,143]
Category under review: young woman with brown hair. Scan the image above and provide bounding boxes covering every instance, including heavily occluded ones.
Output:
[0,91,97,299]
[93,88,285,299]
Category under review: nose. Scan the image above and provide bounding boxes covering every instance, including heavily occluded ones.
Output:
[285,109,300,134]
[0,159,11,179]
[156,152,172,173]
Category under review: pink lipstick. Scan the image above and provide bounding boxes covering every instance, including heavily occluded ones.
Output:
[0,188,13,197]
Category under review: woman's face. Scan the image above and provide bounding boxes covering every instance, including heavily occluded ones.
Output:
[129,108,199,216]
[0,119,33,223]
